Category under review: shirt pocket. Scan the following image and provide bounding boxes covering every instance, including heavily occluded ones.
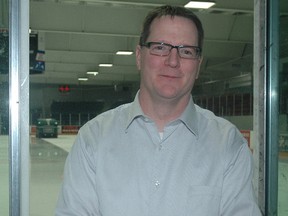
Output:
[185,186,221,216]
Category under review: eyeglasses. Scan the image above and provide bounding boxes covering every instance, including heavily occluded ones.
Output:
[141,42,201,59]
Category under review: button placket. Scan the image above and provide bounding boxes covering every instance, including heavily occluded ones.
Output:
[153,137,166,192]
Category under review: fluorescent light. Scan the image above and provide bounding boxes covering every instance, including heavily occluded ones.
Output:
[78,77,88,81]
[116,51,133,55]
[99,63,113,67]
[87,71,99,76]
[185,1,215,9]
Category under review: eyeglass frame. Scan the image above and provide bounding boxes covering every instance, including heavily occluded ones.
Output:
[140,42,202,59]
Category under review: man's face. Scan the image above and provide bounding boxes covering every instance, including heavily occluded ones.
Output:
[136,15,202,102]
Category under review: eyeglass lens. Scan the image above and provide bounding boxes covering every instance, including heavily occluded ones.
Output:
[146,42,200,59]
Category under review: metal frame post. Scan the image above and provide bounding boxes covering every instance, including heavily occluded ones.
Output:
[9,0,30,215]
[253,0,266,213]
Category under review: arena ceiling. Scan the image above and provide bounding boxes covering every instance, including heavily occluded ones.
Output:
[1,0,288,93]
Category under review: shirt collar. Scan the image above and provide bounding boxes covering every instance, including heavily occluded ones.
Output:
[125,93,199,137]
[178,96,199,138]
[125,91,145,130]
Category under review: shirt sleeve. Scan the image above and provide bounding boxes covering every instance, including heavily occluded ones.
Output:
[55,130,101,216]
[220,132,263,216]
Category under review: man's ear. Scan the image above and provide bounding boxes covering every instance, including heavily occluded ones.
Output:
[196,57,203,79]
[135,45,142,71]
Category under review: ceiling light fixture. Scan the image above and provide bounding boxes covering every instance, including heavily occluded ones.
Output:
[116,51,133,55]
[86,71,99,76]
[78,77,88,81]
[99,63,113,67]
[184,1,215,9]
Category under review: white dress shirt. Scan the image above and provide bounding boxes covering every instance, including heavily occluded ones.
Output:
[55,93,262,216]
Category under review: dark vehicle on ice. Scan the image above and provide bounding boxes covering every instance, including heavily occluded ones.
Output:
[36,118,58,138]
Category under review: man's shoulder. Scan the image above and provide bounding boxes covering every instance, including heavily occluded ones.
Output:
[100,102,132,117]
[195,105,236,130]
[194,105,247,153]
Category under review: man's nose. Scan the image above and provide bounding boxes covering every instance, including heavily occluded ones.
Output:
[165,47,180,67]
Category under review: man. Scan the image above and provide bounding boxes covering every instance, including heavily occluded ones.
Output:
[55,5,262,216]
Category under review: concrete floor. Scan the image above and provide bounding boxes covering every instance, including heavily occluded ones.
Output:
[0,135,288,215]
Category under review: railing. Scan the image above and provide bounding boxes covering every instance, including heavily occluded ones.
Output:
[193,93,253,116]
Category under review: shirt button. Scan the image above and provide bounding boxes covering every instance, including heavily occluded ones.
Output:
[155,180,160,187]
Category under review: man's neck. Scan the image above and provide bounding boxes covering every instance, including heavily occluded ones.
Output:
[138,90,190,131]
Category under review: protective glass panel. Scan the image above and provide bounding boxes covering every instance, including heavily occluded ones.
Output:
[0,0,9,214]
[278,0,288,214]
